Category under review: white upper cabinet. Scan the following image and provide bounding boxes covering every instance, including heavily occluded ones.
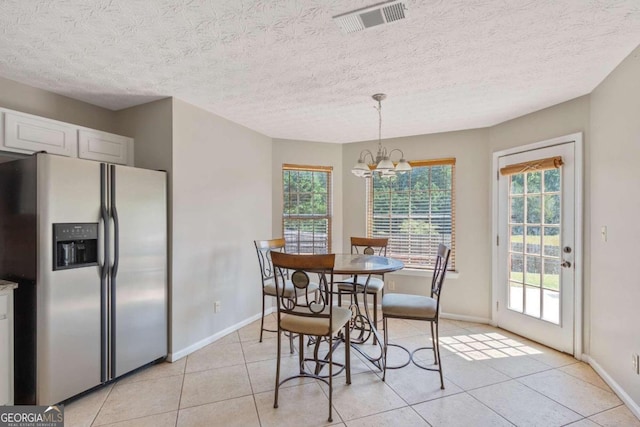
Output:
[0,108,134,166]
[78,129,131,166]
[3,111,76,157]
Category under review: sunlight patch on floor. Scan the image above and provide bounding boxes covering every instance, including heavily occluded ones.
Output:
[440,332,543,361]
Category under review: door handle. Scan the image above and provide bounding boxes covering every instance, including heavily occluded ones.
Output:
[561,261,572,268]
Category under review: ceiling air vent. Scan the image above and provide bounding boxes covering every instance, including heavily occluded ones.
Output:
[333,1,407,34]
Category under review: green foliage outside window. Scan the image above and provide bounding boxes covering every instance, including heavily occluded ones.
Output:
[283,167,331,254]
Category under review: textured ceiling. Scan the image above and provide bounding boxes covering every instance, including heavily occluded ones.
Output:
[1,1,639,143]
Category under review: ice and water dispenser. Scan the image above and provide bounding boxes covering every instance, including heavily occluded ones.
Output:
[53,223,99,270]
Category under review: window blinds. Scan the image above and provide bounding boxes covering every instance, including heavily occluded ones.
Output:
[367,158,456,270]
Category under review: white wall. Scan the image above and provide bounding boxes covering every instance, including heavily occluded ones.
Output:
[342,129,492,321]
[115,98,173,173]
[272,138,344,253]
[589,44,640,406]
[0,76,117,133]
[171,98,272,355]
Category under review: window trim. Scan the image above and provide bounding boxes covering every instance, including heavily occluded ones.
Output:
[282,164,333,254]
[366,158,456,270]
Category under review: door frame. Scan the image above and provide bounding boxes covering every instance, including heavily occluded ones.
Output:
[491,132,584,358]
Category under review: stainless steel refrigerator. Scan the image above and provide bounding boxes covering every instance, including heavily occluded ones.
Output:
[0,153,167,405]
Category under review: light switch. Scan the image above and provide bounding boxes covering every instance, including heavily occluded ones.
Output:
[601,226,607,242]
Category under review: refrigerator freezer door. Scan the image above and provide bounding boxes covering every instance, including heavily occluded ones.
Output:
[111,165,167,377]
[37,155,103,404]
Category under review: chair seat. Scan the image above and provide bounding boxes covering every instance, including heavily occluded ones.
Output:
[337,276,384,293]
[264,279,319,298]
[280,306,352,336]
[382,293,437,319]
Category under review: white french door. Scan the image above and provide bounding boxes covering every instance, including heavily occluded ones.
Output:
[496,141,577,354]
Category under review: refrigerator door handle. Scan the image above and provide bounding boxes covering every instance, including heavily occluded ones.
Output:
[110,164,120,279]
[100,163,109,382]
[109,164,119,378]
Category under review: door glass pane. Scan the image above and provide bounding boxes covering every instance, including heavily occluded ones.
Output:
[543,227,560,256]
[524,255,541,286]
[509,253,523,282]
[524,286,541,317]
[526,195,541,223]
[511,196,524,223]
[544,194,560,224]
[509,282,523,312]
[542,289,560,324]
[526,172,541,193]
[510,225,524,253]
[511,174,524,194]
[544,169,560,192]
[543,258,560,291]
[525,226,541,254]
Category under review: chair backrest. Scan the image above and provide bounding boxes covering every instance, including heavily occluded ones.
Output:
[431,244,451,304]
[254,238,287,285]
[350,237,389,256]
[271,252,335,328]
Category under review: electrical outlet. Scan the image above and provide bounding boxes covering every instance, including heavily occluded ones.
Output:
[389,281,396,291]
[214,301,221,313]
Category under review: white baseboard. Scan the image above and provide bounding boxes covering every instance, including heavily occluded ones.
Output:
[583,355,640,420]
[440,312,491,324]
[168,307,275,362]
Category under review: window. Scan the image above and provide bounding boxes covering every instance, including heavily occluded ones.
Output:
[367,159,456,270]
[283,164,332,254]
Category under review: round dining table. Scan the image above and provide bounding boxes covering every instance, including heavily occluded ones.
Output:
[331,254,404,370]
[333,253,404,276]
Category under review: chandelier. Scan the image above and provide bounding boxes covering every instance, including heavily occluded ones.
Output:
[351,93,412,178]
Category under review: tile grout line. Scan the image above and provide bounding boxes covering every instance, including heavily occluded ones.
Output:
[585,402,628,424]
[88,384,115,427]
[513,371,591,419]
[173,354,189,427]
[464,390,518,426]
[239,328,264,427]
[515,366,623,412]
[174,356,188,427]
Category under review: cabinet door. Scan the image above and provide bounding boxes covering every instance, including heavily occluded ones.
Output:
[0,294,8,406]
[78,129,132,165]
[3,112,76,156]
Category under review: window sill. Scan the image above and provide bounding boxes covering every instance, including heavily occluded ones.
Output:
[388,269,460,279]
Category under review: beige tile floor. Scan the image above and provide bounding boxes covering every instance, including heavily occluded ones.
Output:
[65,315,640,427]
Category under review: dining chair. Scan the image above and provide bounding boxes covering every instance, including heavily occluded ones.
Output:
[271,252,351,423]
[337,237,389,344]
[253,239,319,345]
[381,243,451,388]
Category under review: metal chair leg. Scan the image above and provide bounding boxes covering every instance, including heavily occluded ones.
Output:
[372,292,378,345]
[435,321,444,389]
[298,333,304,374]
[430,321,437,364]
[328,334,333,423]
[382,316,388,381]
[345,325,351,385]
[260,293,266,342]
[274,329,281,408]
